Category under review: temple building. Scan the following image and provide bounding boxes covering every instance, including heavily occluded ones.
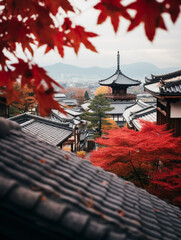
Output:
[99,51,141,101]
[144,70,181,137]
[98,52,141,126]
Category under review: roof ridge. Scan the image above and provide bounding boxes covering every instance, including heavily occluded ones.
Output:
[152,69,181,79]
[10,113,72,130]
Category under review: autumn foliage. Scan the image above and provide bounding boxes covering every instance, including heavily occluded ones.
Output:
[9,83,37,116]
[0,0,180,116]
[95,86,111,96]
[102,118,118,130]
[77,151,86,159]
[90,121,181,206]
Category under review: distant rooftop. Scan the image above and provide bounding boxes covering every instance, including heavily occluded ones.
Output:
[10,113,72,146]
[106,101,135,115]
[123,100,156,130]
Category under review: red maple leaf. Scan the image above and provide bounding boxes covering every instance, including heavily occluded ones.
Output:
[45,0,74,15]
[94,0,131,32]
[63,19,98,54]
[35,85,66,117]
[31,64,63,90]
[127,0,167,41]
[163,0,181,23]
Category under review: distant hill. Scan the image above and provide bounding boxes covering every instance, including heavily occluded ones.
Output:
[45,62,180,82]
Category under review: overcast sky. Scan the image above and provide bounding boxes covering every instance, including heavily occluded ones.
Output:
[34,1,181,69]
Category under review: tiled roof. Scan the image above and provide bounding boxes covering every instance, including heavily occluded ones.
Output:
[54,93,67,99]
[66,108,82,117]
[145,70,181,96]
[145,70,181,84]
[51,110,84,127]
[81,102,90,111]
[106,102,135,115]
[123,100,156,130]
[99,70,141,87]
[63,99,78,106]
[0,118,180,240]
[10,113,73,146]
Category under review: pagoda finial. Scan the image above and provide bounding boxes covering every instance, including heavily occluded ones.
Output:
[117,51,120,71]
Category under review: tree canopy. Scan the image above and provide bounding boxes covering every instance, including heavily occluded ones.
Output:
[81,94,113,138]
[90,121,181,206]
[95,86,111,96]
[0,0,180,115]
[9,83,37,116]
[84,91,90,101]
[102,118,118,130]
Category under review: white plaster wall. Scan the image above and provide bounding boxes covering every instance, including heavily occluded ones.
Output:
[170,100,181,118]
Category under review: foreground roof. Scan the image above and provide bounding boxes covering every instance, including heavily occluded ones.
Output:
[123,100,156,130]
[99,52,140,87]
[145,70,181,97]
[10,113,72,146]
[0,118,180,240]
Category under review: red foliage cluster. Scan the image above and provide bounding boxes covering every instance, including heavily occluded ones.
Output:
[0,0,180,115]
[90,121,181,206]
[0,0,98,115]
[95,0,181,41]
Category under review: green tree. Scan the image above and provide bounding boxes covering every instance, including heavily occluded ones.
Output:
[82,94,114,138]
[84,91,90,100]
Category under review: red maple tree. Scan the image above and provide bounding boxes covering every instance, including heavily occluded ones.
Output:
[0,0,180,115]
[90,121,181,206]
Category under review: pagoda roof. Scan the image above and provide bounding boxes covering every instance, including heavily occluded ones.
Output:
[99,52,141,87]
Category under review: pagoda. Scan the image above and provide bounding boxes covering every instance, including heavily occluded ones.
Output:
[99,51,141,101]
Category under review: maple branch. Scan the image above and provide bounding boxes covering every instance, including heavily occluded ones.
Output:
[129,152,144,189]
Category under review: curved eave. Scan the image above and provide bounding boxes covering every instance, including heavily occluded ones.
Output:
[99,72,118,86]
[145,84,181,99]
[151,69,181,81]
[99,70,141,87]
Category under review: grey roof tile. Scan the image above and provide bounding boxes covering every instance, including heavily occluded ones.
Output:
[0,117,181,240]
[0,176,18,198]
[36,200,67,221]
[145,70,181,96]
[61,211,89,233]
[123,100,157,130]
[106,101,134,114]
[107,231,127,240]
[84,220,108,240]
[99,70,140,87]
[10,113,73,146]
[8,186,42,209]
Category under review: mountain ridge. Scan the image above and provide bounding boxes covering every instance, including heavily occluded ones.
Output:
[45,62,180,82]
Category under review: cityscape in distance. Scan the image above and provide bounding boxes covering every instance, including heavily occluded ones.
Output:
[45,61,180,89]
